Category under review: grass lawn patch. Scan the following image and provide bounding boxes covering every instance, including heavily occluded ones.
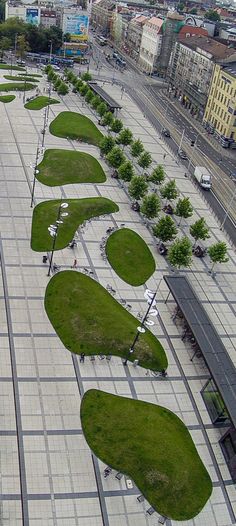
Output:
[49,111,103,146]
[0,64,25,70]
[0,82,36,92]
[81,390,212,520]
[0,95,15,103]
[37,149,106,186]
[106,228,155,285]
[31,197,118,252]
[45,272,167,370]
[25,96,60,110]
[4,75,39,82]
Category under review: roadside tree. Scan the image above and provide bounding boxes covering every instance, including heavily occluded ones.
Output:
[175,197,193,225]
[106,146,125,168]
[190,218,210,248]
[168,237,192,270]
[140,193,161,219]
[130,139,144,158]
[153,215,177,243]
[208,242,229,274]
[118,160,135,182]
[128,176,148,201]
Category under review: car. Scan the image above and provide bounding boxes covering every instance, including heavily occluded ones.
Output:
[52,64,60,71]
[113,51,119,59]
[162,128,171,138]
[178,149,188,160]
[118,58,126,67]
[17,59,25,65]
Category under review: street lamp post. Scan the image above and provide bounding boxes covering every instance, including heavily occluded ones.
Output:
[49,40,53,64]
[187,133,199,172]
[30,143,42,207]
[123,288,159,365]
[47,201,69,276]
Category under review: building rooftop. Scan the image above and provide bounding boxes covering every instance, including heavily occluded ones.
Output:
[223,61,236,78]
[178,24,208,39]
[179,35,236,60]
[145,16,163,29]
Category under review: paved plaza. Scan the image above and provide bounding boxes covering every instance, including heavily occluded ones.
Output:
[0,72,236,525]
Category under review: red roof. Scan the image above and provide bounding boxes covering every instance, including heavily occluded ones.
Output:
[178,25,208,39]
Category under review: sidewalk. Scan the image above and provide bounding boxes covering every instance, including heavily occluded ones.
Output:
[0,70,236,525]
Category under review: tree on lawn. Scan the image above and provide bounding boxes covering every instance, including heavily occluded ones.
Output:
[91,95,101,109]
[149,165,165,186]
[106,146,125,168]
[153,215,177,243]
[111,118,123,134]
[100,136,115,155]
[102,111,114,130]
[138,151,152,173]
[168,237,192,270]
[118,160,135,182]
[97,102,108,117]
[85,89,94,103]
[128,176,148,201]
[175,197,193,225]
[140,193,161,220]
[208,242,229,274]
[130,139,144,158]
[190,218,210,248]
[160,179,179,204]
[117,128,133,150]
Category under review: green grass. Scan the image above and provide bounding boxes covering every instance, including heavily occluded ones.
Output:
[31,198,118,252]
[45,272,167,370]
[0,82,36,92]
[0,95,15,103]
[106,228,155,285]
[25,96,60,110]
[49,111,103,146]
[4,75,39,82]
[81,390,212,520]
[0,64,25,70]
[36,149,106,186]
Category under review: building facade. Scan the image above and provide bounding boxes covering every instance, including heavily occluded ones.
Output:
[168,36,236,119]
[204,62,236,144]
[157,12,184,77]
[139,17,163,74]
[125,15,148,62]
[90,0,115,36]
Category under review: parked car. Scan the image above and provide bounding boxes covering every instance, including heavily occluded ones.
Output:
[52,64,60,71]
[162,129,171,138]
[113,51,119,60]
[17,59,25,65]
[178,149,188,160]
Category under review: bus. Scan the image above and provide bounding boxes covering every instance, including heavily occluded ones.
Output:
[95,35,107,46]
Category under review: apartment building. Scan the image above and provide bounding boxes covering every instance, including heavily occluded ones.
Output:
[168,36,236,119]
[126,15,148,62]
[204,62,236,145]
[139,17,163,74]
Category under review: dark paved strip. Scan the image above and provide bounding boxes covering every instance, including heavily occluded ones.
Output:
[0,236,29,525]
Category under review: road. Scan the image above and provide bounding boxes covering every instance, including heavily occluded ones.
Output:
[76,36,236,245]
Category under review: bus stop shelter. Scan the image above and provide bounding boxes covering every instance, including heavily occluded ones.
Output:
[164,274,236,480]
[88,82,122,113]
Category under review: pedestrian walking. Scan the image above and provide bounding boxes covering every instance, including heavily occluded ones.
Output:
[80,353,85,363]
[163,153,166,160]
[72,258,77,269]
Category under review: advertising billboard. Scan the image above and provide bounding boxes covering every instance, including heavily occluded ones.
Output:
[66,14,89,41]
[26,8,39,26]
